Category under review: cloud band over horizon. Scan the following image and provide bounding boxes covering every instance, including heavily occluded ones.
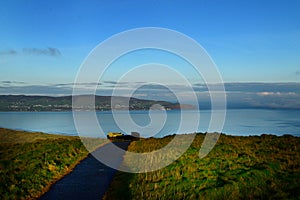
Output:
[0,81,299,110]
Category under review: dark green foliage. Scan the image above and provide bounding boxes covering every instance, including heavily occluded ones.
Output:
[105,134,300,199]
[0,128,105,199]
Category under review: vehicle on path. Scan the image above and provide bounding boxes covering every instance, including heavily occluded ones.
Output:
[107,132,140,141]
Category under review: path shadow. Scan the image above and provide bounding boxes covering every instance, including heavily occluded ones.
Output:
[39,141,130,200]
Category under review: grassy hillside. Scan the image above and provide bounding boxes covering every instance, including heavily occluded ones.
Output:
[0,128,106,200]
[105,133,300,199]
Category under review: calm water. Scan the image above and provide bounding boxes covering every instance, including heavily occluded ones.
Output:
[0,109,299,137]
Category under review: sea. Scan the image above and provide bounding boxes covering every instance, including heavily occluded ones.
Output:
[0,109,299,138]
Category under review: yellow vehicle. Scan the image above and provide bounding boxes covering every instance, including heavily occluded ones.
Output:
[107,132,140,141]
[107,132,124,139]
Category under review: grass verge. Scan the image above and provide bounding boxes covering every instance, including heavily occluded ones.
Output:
[0,128,106,200]
[105,133,300,199]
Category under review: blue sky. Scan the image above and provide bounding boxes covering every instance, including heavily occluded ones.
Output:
[0,0,300,99]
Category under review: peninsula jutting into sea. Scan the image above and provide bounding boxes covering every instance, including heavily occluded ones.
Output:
[0,95,195,111]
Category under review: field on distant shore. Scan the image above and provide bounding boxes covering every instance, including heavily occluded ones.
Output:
[105,133,300,199]
[0,128,106,200]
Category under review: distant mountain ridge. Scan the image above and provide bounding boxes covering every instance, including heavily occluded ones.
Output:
[0,95,193,111]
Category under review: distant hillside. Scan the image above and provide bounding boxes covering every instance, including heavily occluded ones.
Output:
[0,95,193,111]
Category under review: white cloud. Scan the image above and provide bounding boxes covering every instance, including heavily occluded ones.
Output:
[257,91,297,96]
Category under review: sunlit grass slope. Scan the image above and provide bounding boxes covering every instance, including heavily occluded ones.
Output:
[105,133,300,200]
[0,128,106,200]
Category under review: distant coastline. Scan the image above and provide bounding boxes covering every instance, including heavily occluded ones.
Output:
[0,95,195,112]
[1,94,300,112]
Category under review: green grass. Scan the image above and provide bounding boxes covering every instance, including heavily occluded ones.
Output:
[105,133,300,200]
[0,128,106,200]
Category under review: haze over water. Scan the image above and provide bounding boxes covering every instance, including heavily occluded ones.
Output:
[0,109,299,138]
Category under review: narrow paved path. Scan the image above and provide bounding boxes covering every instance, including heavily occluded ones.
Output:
[39,141,130,200]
